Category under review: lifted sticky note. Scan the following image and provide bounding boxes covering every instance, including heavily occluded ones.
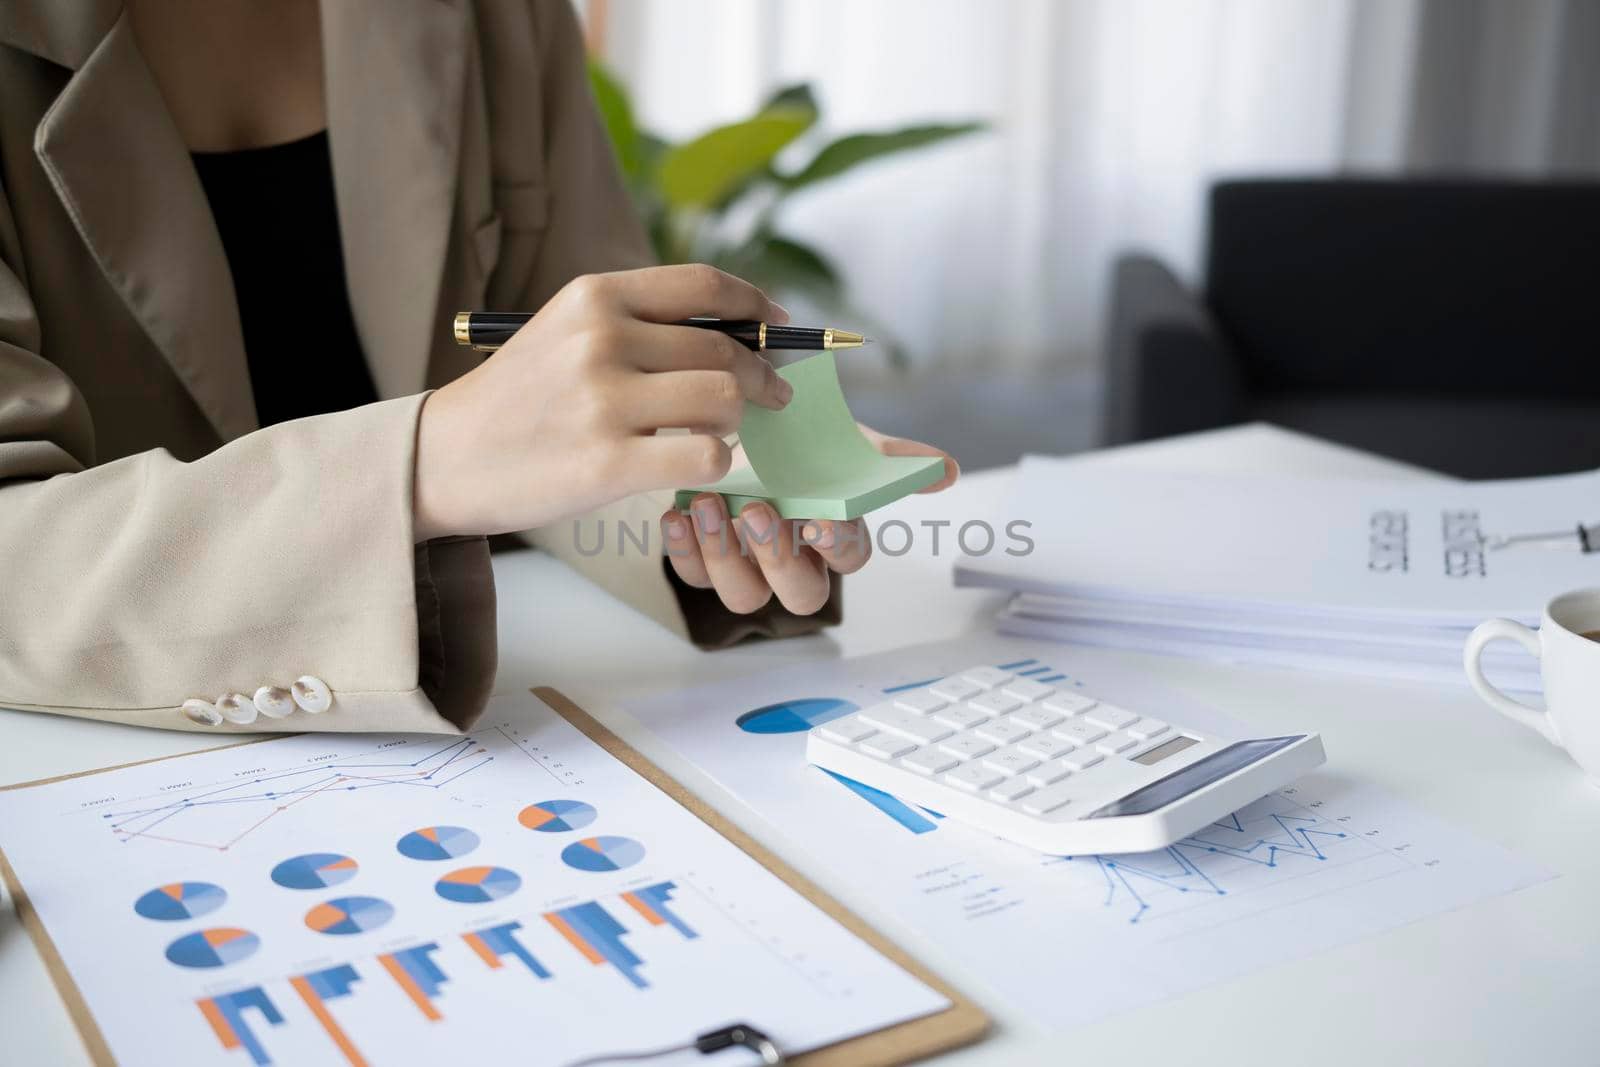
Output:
[674,351,946,520]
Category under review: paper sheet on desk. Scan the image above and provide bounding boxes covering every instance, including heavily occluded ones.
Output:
[999,593,1544,691]
[625,636,1553,1032]
[997,606,1543,690]
[674,352,946,520]
[0,692,946,1067]
[957,462,1600,623]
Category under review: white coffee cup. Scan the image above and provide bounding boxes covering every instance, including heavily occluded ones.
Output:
[1464,588,1600,783]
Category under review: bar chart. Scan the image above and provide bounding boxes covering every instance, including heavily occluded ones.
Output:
[0,698,949,1067]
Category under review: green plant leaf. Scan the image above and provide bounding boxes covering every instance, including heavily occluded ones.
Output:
[658,108,814,209]
[720,234,843,304]
[763,83,818,117]
[781,122,985,189]
[586,59,644,181]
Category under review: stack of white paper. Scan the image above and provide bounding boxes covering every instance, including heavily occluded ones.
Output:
[955,459,1600,691]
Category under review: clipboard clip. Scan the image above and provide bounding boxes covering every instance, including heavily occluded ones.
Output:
[698,1023,786,1064]
[562,1022,786,1067]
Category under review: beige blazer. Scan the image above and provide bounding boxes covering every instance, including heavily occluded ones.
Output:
[0,0,833,737]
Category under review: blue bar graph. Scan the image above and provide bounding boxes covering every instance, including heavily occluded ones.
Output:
[464,921,551,979]
[547,902,648,989]
[378,943,449,1020]
[623,881,699,940]
[198,986,282,1066]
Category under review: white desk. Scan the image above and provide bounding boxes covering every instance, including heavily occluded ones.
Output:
[4,424,1597,1065]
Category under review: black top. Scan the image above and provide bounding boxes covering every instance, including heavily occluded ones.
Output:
[192,131,379,427]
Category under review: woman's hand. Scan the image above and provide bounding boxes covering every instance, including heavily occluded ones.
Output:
[661,431,958,616]
[413,265,792,540]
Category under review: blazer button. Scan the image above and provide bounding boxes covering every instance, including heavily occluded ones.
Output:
[216,692,259,725]
[254,686,297,719]
[182,699,223,727]
[291,675,333,714]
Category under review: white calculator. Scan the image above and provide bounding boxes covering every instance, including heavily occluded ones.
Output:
[805,663,1324,854]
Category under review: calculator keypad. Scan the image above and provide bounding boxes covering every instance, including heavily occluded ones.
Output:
[1085,705,1139,731]
[1001,678,1056,703]
[1041,691,1096,716]
[1011,705,1065,731]
[930,678,984,702]
[982,746,1040,776]
[974,717,1032,745]
[1053,720,1107,746]
[894,691,949,716]
[813,665,1200,820]
[969,690,1023,716]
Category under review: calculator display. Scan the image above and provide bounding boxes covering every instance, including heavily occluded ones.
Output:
[1087,735,1306,818]
[1131,735,1200,765]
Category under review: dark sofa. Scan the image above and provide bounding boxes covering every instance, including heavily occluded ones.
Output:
[1103,179,1600,478]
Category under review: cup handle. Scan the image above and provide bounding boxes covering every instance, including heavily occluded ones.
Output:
[1463,618,1558,744]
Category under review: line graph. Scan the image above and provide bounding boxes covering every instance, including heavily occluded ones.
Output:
[100,738,492,851]
[1041,791,1382,924]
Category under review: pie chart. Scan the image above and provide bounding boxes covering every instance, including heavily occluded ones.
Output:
[736,698,855,734]
[135,881,227,921]
[396,825,480,861]
[305,896,395,935]
[271,853,359,890]
[518,799,597,833]
[166,928,260,968]
[435,865,522,904]
[561,836,646,873]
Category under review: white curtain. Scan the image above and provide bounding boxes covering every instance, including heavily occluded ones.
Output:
[591,0,1597,375]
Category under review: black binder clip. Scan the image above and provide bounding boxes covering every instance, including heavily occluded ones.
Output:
[696,1023,786,1065]
[564,1021,786,1066]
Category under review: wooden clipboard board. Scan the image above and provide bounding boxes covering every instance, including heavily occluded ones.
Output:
[0,690,990,1067]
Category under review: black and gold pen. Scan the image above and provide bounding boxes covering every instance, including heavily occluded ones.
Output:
[453,311,868,353]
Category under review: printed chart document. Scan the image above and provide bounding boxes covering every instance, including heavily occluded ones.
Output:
[956,462,1600,687]
[625,636,1552,1031]
[958,460,1600,620]
[0,692,947,1067]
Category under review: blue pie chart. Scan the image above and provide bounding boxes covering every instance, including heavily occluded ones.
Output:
[435,865,522,903]
[518,799,597,833]
[736,698,856,734]
[135,881,227,921]
[271,853,359,890]
[561,836,646,873]
[396,825,480,861]
[166,928,260,969]
[306,896,395,935]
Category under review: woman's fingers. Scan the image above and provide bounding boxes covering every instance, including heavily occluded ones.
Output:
[604,263,786,325]
[859,424,960,493]
[738,504,831,616]
[629,323,791,411]
[625,370,747,435]
[688,494,772,614]
[623,434,734,493]
[801,519,873,575]
[663,502,847,617]
[661,510,713,588]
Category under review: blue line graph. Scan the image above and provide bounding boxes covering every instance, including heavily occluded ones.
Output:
[101,738,493,851]
[1043,801,1355,924]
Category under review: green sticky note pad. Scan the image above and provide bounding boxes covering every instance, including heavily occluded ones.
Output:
[674,351,946,520]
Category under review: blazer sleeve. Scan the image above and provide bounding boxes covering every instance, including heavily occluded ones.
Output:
[0,186,495,735]
[514,0,841,647]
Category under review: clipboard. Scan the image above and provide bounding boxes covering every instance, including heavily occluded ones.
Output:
[0,689,990,1067]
